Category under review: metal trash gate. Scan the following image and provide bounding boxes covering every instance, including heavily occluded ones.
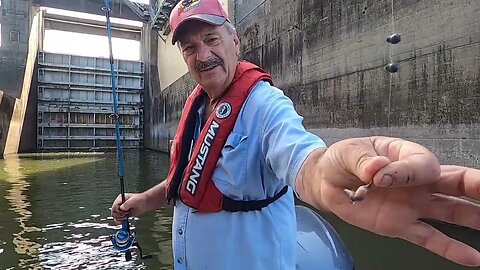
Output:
[37,52,144,150]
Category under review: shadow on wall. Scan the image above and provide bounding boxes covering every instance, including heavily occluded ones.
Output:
[0,91,17,158]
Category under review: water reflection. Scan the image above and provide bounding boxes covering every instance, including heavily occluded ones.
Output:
[0,150,173,270]
[150,209,174,266]
[4,154,42,268]
[37,220,137,269]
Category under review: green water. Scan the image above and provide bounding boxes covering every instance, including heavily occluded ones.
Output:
[0,150,478,269]
[0,150,173,269]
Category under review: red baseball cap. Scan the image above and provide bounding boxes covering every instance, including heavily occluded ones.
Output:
[169,0,229,45]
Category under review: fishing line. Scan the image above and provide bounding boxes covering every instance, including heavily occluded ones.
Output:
[385,0,401,126]
[389,0,395,61]
[103,0,150,261]
[386,0,401,72]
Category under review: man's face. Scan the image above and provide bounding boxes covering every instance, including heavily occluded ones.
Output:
[177,21,240,94]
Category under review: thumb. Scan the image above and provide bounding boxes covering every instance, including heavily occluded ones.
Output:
[322,138,393,187]
[355,155,392,184]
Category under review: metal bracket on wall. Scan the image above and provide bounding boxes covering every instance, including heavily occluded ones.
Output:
[9,31,20,43]
[121,0,151,21]
[149,0,179,36]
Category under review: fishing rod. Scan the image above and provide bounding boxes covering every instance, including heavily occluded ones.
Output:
[103,0,150,261]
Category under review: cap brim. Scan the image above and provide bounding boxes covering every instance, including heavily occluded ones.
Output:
[171,14,227,45]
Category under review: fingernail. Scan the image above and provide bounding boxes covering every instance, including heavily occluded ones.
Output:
[379,174,394,187]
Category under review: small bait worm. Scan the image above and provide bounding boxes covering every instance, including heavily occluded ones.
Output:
[344,181,374,204]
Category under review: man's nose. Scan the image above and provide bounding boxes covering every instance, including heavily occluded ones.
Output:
[196,44,212,62]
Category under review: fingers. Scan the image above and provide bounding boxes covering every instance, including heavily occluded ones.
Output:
[372,155,440,187]
[424,194,480,230]
[111,209,130,224]
[322,137,392,186]
[434,165,480,200]
[369,138,441,187]
[111,193,131,224]
[110,192,149,224]
[402,220,480,267]
[326,137,442,189]
[355,156,392,184]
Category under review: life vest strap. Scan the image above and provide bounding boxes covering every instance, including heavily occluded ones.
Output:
[222,186,289,212]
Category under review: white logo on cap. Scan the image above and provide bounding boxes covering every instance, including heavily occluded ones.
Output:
[216,102,232,119]
[180,0,201,11]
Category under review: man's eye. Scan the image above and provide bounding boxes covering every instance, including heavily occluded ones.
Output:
[183,46,195,54]
[207,37,219,44]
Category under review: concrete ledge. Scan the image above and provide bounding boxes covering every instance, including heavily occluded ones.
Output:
[310,124,480,167]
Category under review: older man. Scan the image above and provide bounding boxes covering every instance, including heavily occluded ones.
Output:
[111,0,480,269]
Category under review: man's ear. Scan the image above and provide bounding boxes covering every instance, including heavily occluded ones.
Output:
[234,35,241,55]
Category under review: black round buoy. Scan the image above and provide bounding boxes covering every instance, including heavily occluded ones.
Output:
[386,33,401,44]
[386,63,399,73]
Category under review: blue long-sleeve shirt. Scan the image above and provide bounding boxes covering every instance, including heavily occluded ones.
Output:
[172,80,326,269]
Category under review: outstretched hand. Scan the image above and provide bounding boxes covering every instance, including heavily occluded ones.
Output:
[317,136,480,267]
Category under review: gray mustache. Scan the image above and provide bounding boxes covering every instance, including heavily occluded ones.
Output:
[197,58,222,71]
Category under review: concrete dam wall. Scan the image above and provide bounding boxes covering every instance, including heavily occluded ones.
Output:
[146,0,480,166]
[0,7,42,157]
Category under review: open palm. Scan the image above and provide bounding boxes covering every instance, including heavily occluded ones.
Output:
[318,137,480,267]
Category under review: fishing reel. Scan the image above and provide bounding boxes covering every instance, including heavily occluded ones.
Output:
[111,220,152,261]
